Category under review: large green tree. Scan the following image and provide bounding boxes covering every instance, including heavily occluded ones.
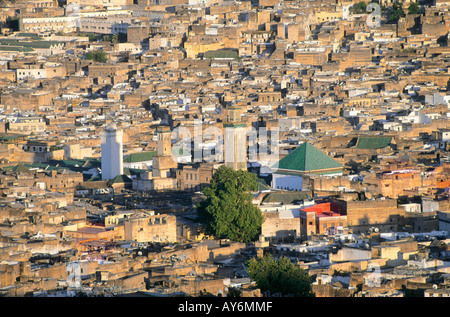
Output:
[196,166,263,243]
[246,253,314,297]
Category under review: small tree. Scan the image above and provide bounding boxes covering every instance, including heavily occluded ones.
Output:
[88,33,97,42]
[349,1,367,14]
[111,33,119,44]
[387,2,405,23]
[196,166,263,243]
[246,254,314,297]
[85,50,107,63]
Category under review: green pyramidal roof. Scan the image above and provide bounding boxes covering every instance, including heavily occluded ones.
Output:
[276,142,342,172]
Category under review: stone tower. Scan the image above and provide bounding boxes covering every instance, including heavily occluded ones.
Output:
[223,106,247,171]
[152,125,177,178]
[101,122,123,180]
[157,124,172,156]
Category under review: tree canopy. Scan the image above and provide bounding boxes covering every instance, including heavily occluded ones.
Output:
[246,253,314,297]
[349,1,367,14]
[408,2,420,15]
[84,50,107,63]
[196,166,263,243]
[387,2,405,23]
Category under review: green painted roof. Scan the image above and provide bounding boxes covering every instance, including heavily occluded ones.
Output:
[354,136,392,149]
[276,142,342,172]
[123,151,157,163]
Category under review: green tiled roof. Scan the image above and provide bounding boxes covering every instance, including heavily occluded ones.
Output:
[123,151,157,163]
[123,167,146,176]
[0,39,63,51]
[0,133,27,142]
[16,33,42,39]
[49,159,101,170]
[11,163,32,174]
[0,45,34,52]
[223,123,247,128]
[87,175,102,182]
[256,178,271,191]
[354,136,392,149]
[262,191,311,204]
[204,49,239,59]
[276,142,342,172]
[107,174,132,186]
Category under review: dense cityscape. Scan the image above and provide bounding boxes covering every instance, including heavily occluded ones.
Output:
[0,0,449,301]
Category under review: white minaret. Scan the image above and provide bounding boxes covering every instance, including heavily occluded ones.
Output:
[101,122,123,180]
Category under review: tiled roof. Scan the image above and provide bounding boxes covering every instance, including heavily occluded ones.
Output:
[107,174,132,185]
[262,191,311,204]
[123,151,157,163]
[276,142,342,172]
[354,136,392,149]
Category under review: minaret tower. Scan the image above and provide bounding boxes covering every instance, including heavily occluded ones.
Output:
[101,122,123,180]
[152,125,177,178]
[223,106,247,171]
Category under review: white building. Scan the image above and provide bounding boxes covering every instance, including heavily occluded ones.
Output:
[101,122,123,180]
[16,68,47,81]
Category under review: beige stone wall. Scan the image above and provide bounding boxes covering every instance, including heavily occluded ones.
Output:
[261,212,300,240]
[124,214,177,243]
[147,243,209,263]
[345,199,405,234]
[33,263,67,280]
[208,242,246,261]
[152,177,177,191]
[178,278,227,296]
[378,171,422,198]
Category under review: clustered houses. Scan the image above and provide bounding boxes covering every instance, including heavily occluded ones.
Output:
[0,0,449,297]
